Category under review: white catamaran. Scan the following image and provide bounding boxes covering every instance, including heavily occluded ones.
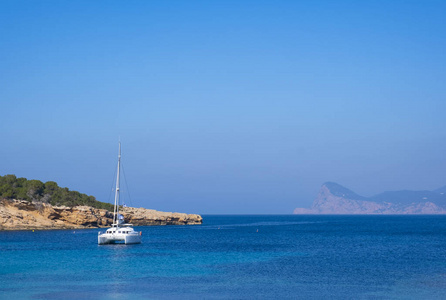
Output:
[98,142,141,245]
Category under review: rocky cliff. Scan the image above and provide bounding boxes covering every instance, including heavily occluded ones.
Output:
[0,199,202,230]
[294,182,446,214]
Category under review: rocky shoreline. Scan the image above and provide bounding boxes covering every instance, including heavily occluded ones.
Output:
[0,199,202,230]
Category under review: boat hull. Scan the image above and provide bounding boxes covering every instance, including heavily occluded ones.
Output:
[98,232,141,245]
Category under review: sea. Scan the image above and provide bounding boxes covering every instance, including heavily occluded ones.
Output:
[1,215,446,299]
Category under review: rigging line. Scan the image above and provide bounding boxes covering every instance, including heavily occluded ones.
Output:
[107,161,118,206]
[121,162,134,207]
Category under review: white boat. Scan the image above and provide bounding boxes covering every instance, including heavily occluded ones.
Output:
[98,142,142,245]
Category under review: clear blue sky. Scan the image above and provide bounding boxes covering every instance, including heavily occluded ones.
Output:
[1,0,445,214]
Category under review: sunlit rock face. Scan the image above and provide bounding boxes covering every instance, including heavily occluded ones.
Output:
[121,206,203,225]
[0,199,202,230]
[294,182,446,214]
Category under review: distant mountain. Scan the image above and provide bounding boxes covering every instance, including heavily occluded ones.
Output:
[294,182,446,214]
[371,190,445,206]
[322,182,368,201]
[434,185,446,194]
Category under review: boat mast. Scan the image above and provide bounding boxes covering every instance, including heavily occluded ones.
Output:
[113,142,121,226]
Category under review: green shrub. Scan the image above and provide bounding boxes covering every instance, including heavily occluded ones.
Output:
[0,174,113,210]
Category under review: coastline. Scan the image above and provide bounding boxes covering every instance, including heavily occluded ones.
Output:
[0,198,202,231]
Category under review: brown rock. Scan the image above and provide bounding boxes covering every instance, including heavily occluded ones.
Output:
[0,199,202,230]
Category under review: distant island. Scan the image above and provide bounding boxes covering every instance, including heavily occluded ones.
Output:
[294,182,446,214]
[0,174,202,230]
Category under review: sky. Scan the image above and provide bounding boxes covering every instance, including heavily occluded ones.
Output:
[1,0,445,214]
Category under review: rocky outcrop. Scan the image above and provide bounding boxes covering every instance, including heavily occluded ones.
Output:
[294,182,446,214]
[121,206,202,226]
[0,199,202,230]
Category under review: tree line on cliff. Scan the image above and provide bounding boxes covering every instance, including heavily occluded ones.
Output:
[0,174,113,210]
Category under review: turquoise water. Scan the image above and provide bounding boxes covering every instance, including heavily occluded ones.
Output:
[1,215,446,299]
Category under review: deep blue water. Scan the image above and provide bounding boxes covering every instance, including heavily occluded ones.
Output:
[1,215,446,299]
